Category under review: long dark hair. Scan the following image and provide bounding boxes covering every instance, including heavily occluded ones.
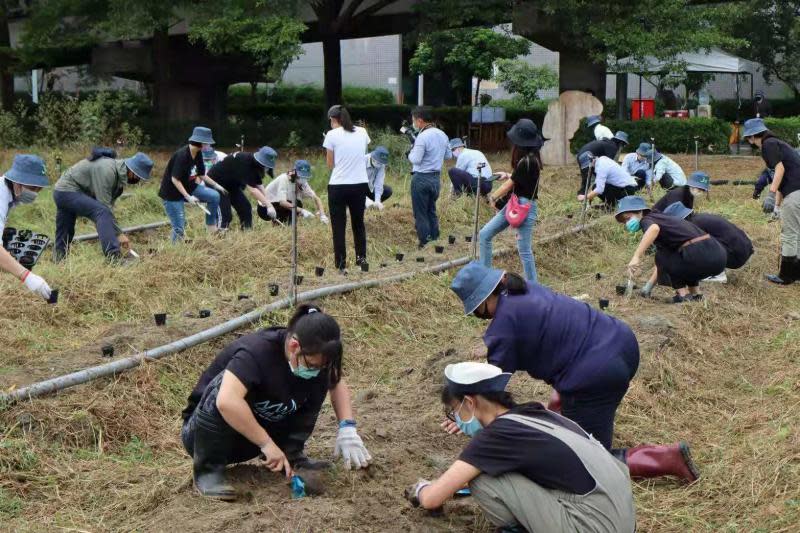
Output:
[492,272,528,297]
[328,105,355,133]
[511,145,542,170]
[440,386,516,411]
[287,303,343,386]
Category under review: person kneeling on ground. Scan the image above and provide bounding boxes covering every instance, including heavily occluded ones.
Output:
[643,146,687,191]
[0,154,52,300]
[209,146,278,230]
[576,131,629,199]
[616,196,727,303]
[158,126,225,242]
[662,202,754,282]
[364,146,393,210]
[577,152,638,209]
[447,138,492,197]
[621,142,651,190]
[405,361,636,533]
[447,262,700,487]
[651,171,710,213]
[742,117,800,285]
[53,150,153,262]
[181,304,372,501]
[259,160,328,225]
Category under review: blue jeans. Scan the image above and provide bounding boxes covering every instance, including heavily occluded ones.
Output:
[163,184,220,242]
[479,198,538,282]
[411,171,441,246]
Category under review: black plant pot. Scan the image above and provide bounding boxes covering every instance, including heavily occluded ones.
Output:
[360,262,369,272]
[615,285,627,295]
[237,294,250,300]
[448,235,456,245]
[199,309,211,318]
[269,284,279,296]
[315,266,325,277]
[465,236,473,243]
[416,257,425,263]
[101,345,114,357]
[395,253,404,262]
[295,275,304,285]
[435,245,444,254]
[48,289,59,304]
[599,298,609,310]
[154,313,167,326]
[595,273,603,280]
[380,263,388,268]
[19,256,34,268]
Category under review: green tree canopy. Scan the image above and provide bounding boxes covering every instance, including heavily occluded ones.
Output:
[493,59,558,107]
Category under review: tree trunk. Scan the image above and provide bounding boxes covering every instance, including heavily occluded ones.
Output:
[474,78,481,106]
[250,81,258,105]
[322,37,343,109]
[0,8,14,111]
[151,27,171,117]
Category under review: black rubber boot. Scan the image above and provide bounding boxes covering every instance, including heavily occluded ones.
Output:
[766,256,796,285]
[290,453,332,471]
[192,410,237,501]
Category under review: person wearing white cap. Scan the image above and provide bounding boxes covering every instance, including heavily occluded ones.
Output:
[404,361,636,532]
[0,154,52,300]
[446,138,492,197]
[446,261,701,485]
[743,117,800,284]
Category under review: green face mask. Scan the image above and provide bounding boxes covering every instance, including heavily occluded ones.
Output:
[288,360,321,380]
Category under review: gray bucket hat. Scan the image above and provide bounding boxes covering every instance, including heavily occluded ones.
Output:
[586,115,602,128]
[614,131,629,145]
[4,154,49,187]
[124,152,154,180]
[254,146,278,169]
[742,118,768,138]
[188,126,215,145]
[635,142,651,156]
[687,171,710,191]
[614,195,650,221]
[663,201,693,220]
[370,146,390,166]
[294,160,312,180]
[448,138,465,151]
[578,151,596,170]
[450,261,505,315]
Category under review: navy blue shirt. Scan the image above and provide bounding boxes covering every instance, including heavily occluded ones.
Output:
[688,213,753,265]
[484,283,639,392]
[652,186,694,213]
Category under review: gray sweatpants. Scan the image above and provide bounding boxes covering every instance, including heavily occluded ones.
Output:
[780,190,800,257]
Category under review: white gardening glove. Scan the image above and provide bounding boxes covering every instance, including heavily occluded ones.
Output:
[186,195,200,205]
[23,271,52,301]
[333,425,372,470]
[374,201,384,211]
[267,204,277,220]
[365,197,375,209]
[320,214,329,224]
[214,184,229,196]
[298,208,312,219]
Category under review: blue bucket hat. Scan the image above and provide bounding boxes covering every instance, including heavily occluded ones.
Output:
[124,152,154,180]
[614,195,650,221]
[4,154,49,187]
[614,131,629,145]
[742,118,768,138]
[448,138,465,151]
[188,126,215,145]
[294,160,312,180]
[578,151,596,170]
[444,362,512,396]
[370,146,390,166]
[687,171,710,191]
[254,146,277,169]
[201,146,217,160]
[586,115,602,128]
[635,142,651,156]
[663,201,693,220]
[450,261,505,315]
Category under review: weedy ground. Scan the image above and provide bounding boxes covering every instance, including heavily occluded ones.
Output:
[1,144,798,532]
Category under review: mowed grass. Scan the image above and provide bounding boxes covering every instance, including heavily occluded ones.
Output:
[2,144,799,532]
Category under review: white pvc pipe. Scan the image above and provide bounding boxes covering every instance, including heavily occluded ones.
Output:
[73,221,170,242]
[2,220,602,404]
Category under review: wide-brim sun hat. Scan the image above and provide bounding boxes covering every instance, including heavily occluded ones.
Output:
[254,146,278,169]
[4,154,49,187]
[742,118,768,138]
[586,115,602,128]
[370,146,390,166]
[201,147,216,160]
[614,195,650,222]
[578,151,595,170]
[188,126,215,145]
[448,138,465,151]
[635,142,651,156]
[124,152,154,180]
[614,131,629,145]
[450,261,505,315]
[294,160,312,180]
[507,119,544,149]
[444,362,512,396]
[663,201,693,220]
[687,171,711,191]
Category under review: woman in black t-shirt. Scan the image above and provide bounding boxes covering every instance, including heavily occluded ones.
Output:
[615,196,727,303]
[181,304,372,501]
[405,362,635,532]
[743,118,800,284]
[479,119,542,283]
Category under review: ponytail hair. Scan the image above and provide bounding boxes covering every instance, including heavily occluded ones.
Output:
[287,303,343,386]
[328,105,355,133]
[441,386,516,409]
[491,272,528,296]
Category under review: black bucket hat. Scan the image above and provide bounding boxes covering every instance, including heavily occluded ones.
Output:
[507,119,544,149]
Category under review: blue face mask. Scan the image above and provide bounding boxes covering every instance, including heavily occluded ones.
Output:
[289,360,321,380]
[625,218,641,233]
[455,399,483,437]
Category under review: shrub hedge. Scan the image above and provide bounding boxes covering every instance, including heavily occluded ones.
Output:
[570,117,732,154]
[228,84,396,106]
[764,118,800,145]
[604,98,800,122]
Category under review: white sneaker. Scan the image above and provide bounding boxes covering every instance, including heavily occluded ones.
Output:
[702,270,728,283]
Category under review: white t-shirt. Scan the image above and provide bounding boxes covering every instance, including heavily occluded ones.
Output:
[455,148,492,178]
[0,177,14,234]
[593,124,614,141]
[265,173,315,204]
[323,126,370,185]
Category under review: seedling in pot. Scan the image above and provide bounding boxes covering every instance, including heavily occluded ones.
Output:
[595,273,603,280]
[269,284,279,296]
[360,262,369,272]
[199,309,211,318]
[101,345,114,357]
[395,253,404,262]
[154,313,167,326]
[435,245,444,254]
[315,266,325,277]
[48,289,59,305]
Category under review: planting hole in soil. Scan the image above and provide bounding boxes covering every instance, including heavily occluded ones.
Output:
[435,245,444,254]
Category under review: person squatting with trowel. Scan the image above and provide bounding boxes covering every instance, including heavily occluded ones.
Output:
[53,148,153,263]
[259,160,328,226]
[575,131,629,201]
[181,304,372,501]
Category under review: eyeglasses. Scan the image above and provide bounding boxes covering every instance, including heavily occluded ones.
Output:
[299,352,331,371]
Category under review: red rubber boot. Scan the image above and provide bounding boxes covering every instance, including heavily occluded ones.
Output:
[625,442,700,483]
[546,389,562,413]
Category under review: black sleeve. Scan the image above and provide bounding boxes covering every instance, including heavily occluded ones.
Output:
[762,140,782,169]
[225,349,264,392]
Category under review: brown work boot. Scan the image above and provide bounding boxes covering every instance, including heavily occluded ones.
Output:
[625,442,700,483]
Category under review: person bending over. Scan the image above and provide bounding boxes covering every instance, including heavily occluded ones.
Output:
[447,138,492,197]
[260,160,327,226]
[364,146,393,210]
[209,146,278,230]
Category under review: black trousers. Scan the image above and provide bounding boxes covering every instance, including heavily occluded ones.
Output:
[448,168,492,196]
[270,200,303,225]
[328,183,370,269]
[656,237,728,289]
[598,184,637,207]
[219,187,253,230]
[632,170,648,190]
[367,185,393,202]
